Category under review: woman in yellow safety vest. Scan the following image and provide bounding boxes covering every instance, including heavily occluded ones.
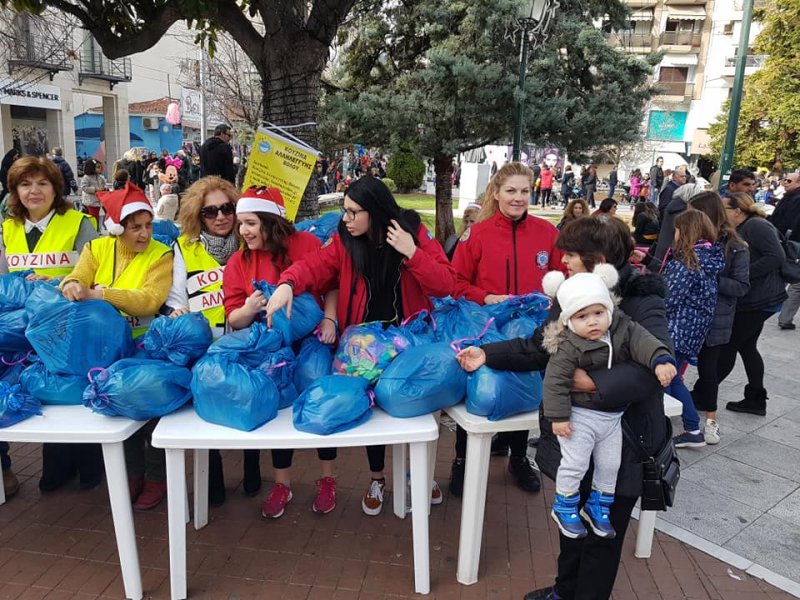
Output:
[0,156,100,497]
[166,176,240,507]
[61,182,174,511]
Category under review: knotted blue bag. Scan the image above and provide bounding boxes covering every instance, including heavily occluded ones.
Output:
[192,353,280,431]
[25,284,134,375]
[0,271,36,311]
[0,308,31,353]
[482,293,551,330]
[0,381,41,428]
[0,353,32,385]
[151,219,181,247]
[293,374,372,435]
[431,297,500,344]
[466,367,543,421]
[205,322,283,368]
[294,336,334,394]
[332,321,412,383]
[20,360,86,405]
[294,210,342,243]
[258,347,298,409]
[83,358,192,420]
[143,313,213,367]
[255,281,323,346]
[375,342,467,418]
[396,310,436,347]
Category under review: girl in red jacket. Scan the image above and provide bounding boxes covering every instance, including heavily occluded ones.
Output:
[266,176,456,516]
[450,162,564,497]
[222,186,340,520]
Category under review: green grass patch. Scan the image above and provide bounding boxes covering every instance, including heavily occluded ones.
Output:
[395,193,436,211]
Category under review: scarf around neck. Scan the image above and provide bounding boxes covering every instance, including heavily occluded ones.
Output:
[200,230,238,266]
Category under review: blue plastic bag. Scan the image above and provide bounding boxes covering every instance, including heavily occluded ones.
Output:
[294,336,334,393]
[255,281,323,345]
[294,210,342,243]
[332,321,411,383]
[501,315,541,340]
[0,271,35,311]
[466,367,543,421]
[20,361,86,405]
[25,286,134,375]
[0,381,41,428]
[293,375,372,435]
[206,322,283,368]
[0,309,31,353]
[431,297,500,344]
[151,219,181,247]
[375,343,467,417]
[83,358,192,420]
[0,353,32,385]
[143,313,213,367]
[396,310,436,347]
[258,347,298,409]
[192,353,280,431]
[482,293,551,329]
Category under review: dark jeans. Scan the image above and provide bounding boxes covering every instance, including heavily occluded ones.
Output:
[667,354,699,432]
[717,310,773,391]
[41,443,104,483]
[692,343,723,412]
[540,188,552,206]
[0,441,10,471]
[366,445,385,472]
[272,448,337,469]
[455,426,529,459]
[124,419,165,482]
[554,488,638,600]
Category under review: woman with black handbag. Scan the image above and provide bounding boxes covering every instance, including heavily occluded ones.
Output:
[456,216,673,600]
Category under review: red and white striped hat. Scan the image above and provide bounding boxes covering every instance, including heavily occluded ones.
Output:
[236,186,287,218]
[96,183,153,236]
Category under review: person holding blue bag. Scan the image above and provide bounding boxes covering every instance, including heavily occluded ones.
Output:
[449,162,564,497]
[61,183,173,510]
[1,156,98,496]
[222,185,340,519]
[266,176,456,517]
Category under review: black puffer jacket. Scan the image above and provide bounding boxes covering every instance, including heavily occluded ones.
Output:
[705,237,750,346]
[736,216,787,311]
[199,137,235,184]
[482,263,672,499]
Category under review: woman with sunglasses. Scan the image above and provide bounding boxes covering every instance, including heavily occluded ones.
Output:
[265,176,456,516]
[223,185,340,519]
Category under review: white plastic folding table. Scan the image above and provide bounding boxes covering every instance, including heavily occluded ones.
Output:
[0,405,147,600]
[152,406,439,599]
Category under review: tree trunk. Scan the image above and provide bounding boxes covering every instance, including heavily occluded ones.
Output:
[433,154,455,245]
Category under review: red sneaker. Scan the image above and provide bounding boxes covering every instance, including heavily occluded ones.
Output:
[312,476,337,514]
[128,478,144,502]
[261,483,292,519]
[133,480,166,511]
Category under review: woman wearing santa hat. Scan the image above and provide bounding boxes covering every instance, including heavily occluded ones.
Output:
[222,185,340,520]
[61,181,174,511]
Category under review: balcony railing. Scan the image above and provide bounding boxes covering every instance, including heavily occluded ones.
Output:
[659,31,702,47]
[614,32,653,47]
[7,21,73,78]
[724,54,768,68]
[79,51,132,89]
[655,81,695,100]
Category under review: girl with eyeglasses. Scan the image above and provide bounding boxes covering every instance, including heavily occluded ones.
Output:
[222,185,341,520]
[265,176,456,516]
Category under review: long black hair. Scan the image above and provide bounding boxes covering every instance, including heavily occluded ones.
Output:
[338,176,421,293]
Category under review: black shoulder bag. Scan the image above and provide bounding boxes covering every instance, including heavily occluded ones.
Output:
[780,228,800,284]
[621,416,680,511]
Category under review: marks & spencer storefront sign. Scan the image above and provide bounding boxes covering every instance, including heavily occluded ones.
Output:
[0,79,62,110]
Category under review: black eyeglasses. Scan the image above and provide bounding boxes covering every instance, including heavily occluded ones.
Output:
[200,202,235,219]
[343,207,367,220]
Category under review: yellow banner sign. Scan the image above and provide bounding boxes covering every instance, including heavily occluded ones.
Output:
[242,126,318,222]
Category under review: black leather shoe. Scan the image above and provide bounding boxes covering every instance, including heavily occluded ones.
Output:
[508,456,541,493]
[778,322,796,330]
[448,459,465,498]
[490,434,510,457]
[523,587,558,600]
[726,399,766,416]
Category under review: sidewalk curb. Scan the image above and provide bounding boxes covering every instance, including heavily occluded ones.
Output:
[632,507,800,598]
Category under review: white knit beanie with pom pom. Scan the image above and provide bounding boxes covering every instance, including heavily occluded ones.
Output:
[542,263,619,325]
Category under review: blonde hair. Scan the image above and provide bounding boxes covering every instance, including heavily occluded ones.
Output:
[726,192,766,218]
[477,162,533,222]
[178,176,240,240]
[457,206,481,236]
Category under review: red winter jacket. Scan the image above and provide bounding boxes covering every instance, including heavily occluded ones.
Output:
[452,211,565,304]
[278,224,455,331]
[539,167,554,190]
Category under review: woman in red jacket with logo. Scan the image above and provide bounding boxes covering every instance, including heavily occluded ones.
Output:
[266,176,456,516]
[450,161,564,496]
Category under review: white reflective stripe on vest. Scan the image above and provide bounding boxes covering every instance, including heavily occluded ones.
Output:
[188,290,225,313]
[186,267,225,295]
[5,251,79,270]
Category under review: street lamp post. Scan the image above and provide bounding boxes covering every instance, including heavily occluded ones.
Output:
[511,0,559,163]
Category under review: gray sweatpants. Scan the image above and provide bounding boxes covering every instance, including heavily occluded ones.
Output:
[556,406,622,495]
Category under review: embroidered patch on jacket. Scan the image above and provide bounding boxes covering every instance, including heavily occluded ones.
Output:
[426,229,433,240]
[459,227,471,243]
[322,236,334,248]
[536,250,550,269]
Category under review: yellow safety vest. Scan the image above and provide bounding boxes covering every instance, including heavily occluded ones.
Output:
[92,236,171,337]
[175,234,227,338]
[2,210,88,277]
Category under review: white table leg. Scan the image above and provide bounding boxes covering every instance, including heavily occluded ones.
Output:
[165,448,187,600]
[635,510,657,558]
[456,432,492,585]
[193,449,209,530]
[409,441,430,595]
[101,442,143,600]
[392,443,407,519]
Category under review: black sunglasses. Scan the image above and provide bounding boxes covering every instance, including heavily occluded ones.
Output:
[200,202,235,218]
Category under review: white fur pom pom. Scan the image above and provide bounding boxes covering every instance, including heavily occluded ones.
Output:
[105,219,124,236]
[542,270,565,298]
[592,263,619,290]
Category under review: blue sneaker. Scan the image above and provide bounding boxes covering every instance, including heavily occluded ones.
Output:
[580,489,616,539]
[551,492,587,539]
[673,431,706,448]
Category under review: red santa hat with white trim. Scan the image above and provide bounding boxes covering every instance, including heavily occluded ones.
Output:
[97,183,153,236]
[236,186,287,218]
